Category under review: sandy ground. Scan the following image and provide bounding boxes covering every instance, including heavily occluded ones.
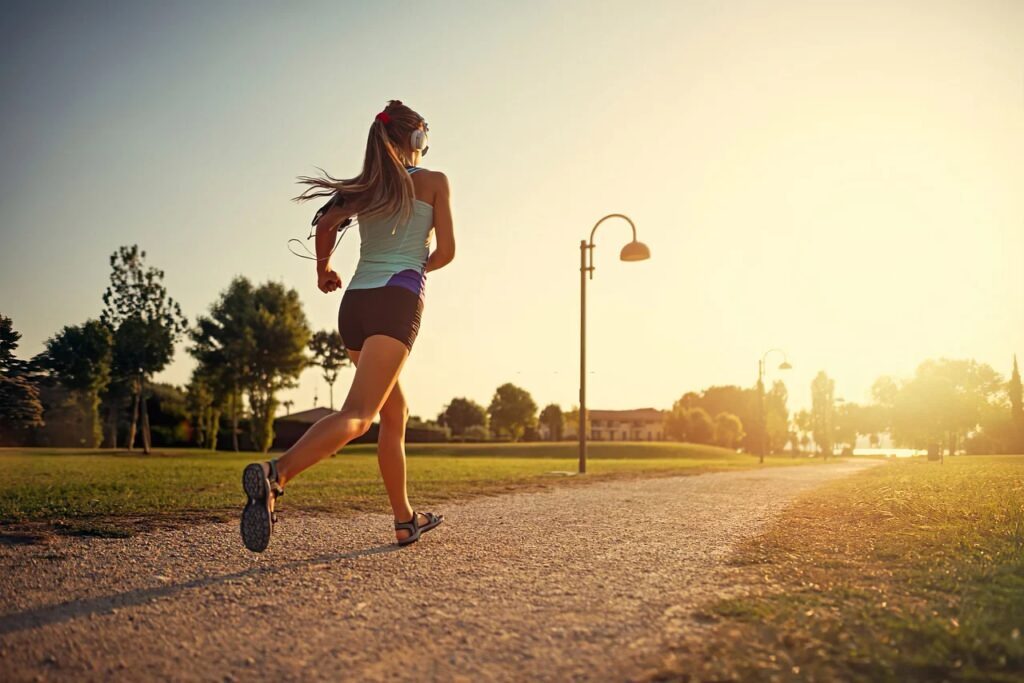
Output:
[0,460,878,682]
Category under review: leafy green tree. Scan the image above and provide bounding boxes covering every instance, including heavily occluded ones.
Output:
[246,281,311,452]
[0,376,45,439]
[463,424,490,441]
[487,383,537,441]
[438,397,487,436]
[685,407,715,444]
[35,320,113,447]
[309,330,350,410]
[539,403,564,441]
[713,412,745,449]
[664,399,715,444]
[873,358,1004,455]
[191,277,257,452]
[0,315,44,440]
[673,385,759,452]
[1,315,25,375]
[811,371,836,459]
[101,246,187,453]
[185,367,214,448]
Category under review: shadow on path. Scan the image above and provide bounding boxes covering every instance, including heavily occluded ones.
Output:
[0,543,399,636]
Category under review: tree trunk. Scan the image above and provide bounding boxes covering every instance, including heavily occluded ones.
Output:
[127,379,141,451]
[106,399,119,449]
[207,408,221,451]
[230,391,239,452]
[329,382,334,411]
[85,389,102,448]
[141,388,152,454]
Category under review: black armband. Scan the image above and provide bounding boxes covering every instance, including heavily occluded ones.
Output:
[312,192,353,229]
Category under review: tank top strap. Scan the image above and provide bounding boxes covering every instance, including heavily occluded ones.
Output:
[405,165,423,175]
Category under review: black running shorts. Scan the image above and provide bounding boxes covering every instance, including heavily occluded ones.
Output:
[338,285,423,353]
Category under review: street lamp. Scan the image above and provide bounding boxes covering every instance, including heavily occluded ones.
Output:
[579,214,650,474]
[757,348,792,464]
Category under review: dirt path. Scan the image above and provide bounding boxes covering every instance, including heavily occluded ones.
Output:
[0,461,878,682]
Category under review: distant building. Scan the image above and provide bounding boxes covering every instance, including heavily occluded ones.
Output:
[272,408,339,450]
[558,408,668,442]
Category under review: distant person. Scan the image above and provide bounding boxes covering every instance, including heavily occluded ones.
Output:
[240,100,455,552]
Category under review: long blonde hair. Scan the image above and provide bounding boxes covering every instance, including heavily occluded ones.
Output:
[294,100,425,228]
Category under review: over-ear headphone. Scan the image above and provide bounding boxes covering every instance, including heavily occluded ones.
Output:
[410,120,429,157]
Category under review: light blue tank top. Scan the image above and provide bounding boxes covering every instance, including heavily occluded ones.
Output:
[346,167,434,300]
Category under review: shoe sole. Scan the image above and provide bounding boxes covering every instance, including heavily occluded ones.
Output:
[240,463,272,553]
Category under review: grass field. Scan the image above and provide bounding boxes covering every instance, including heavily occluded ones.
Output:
[650,455,1024,683]
[1,441,821,537]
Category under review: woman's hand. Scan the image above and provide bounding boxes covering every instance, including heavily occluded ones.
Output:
[318,267,342,293]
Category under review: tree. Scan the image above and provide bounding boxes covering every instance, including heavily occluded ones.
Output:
[672,385,759,452]
[185,367,214,448]
[487,383,537,441]
[685,407,715,444]
[101,246,187,453]
[874,358,1004,455]
[463,424,490,441]
[810,371,835,459]
[0,315,25,375]
[713,412,745,449]
[35,320,113,447]
[1011,354,1023,451]
[764,380,790,455]
[793,409,813,455]
[539,403,564,441]
[246,281,311,452]
[191,277,257,452]
[0,315,43,440]
[309,330,350,410]
[833,402,859,454]
[664,398,715,444]
[0,376,45,439]
[437,397,487,436]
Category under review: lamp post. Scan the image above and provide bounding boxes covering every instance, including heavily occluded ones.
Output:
[757,348,792,464]
[579,214,650,474]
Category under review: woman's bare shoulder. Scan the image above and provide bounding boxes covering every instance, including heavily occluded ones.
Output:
[419,169,450,193]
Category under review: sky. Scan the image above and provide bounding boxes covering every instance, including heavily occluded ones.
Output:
[1,0,1022,421]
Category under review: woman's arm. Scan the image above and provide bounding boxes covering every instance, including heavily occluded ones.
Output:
[425,172,455,274]
[315,205,353,292]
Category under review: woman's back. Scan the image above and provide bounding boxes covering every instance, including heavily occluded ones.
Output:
[347,169,434,298]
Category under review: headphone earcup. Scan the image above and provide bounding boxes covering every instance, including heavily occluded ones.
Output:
[410,129,426,151]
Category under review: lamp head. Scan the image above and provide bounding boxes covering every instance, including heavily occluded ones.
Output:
[779,361,792,370]
[620,240,650,262]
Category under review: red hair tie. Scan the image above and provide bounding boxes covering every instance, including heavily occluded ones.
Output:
[375,111,391,124]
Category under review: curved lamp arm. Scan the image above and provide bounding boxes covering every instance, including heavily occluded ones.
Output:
[585,214,640,280]
[589,213,638,245]
[761,348,790,366]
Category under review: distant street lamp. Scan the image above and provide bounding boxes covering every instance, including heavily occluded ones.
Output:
[757,348,792,464]
[579,214,650,474]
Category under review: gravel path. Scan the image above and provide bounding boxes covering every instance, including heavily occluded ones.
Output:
[0,461,878,682]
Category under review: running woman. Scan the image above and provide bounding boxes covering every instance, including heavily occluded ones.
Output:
[241,100,455,552]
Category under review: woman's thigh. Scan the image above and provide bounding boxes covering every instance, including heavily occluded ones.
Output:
[345,342,407,424]
[339,334,409,417]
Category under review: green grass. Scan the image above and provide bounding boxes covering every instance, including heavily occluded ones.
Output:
[0,442,815,534]
[651,455,1024,683]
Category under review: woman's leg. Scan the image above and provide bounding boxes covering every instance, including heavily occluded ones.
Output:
[272,334,409,486]
[379,379,428,540]
[346,349,424,542]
